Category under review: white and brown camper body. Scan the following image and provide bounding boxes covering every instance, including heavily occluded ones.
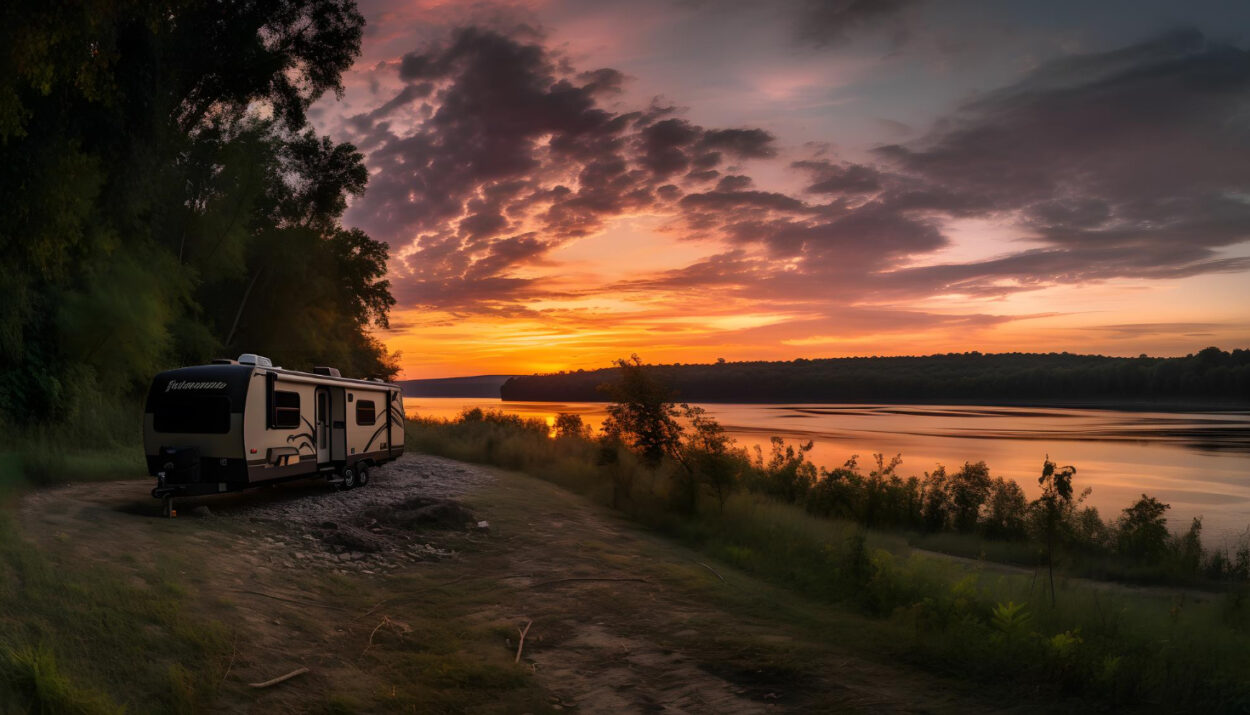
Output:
[143,355,404,503]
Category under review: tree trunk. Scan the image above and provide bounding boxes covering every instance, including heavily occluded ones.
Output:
[225,267,262,348]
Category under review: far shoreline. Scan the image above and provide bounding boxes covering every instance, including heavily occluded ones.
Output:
[402,393,1250,413]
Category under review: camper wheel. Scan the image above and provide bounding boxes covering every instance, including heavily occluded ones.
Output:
[357,466,370,487]
[339,466,357,491]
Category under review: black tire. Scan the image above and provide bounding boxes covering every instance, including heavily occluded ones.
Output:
[339,466,357,491]
[357,466,370,487]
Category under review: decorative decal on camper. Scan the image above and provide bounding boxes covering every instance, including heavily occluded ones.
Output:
[285,416,317,455]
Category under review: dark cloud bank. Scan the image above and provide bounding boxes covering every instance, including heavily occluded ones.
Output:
[341,26,1250,324]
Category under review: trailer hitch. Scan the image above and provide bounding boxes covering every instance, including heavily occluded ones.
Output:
[152,471,180,517]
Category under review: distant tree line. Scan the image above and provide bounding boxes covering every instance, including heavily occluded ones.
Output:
[500,348,1250,406]
[0,1,395,436]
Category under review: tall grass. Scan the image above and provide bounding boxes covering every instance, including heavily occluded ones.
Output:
[0,389,144,489]
[407,411,1250,710]
[0,514,231,712]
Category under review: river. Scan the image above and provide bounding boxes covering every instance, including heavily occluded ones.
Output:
[403,397,1250,546]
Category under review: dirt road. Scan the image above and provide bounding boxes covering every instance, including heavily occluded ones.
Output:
[18,454,1003,713]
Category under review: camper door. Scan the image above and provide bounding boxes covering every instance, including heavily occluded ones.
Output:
[315,387,331,464]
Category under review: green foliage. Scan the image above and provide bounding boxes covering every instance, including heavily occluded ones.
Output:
[679,405,742,510]
[990,601,1034,642]
[0,644,122,715]
[0,0,395,443]
[1116,495,1172,562]
[749,438,817,505]
[982,477,1028,539]
[553,413,591,439]
[947,461,992,533]
[599,354,684,467]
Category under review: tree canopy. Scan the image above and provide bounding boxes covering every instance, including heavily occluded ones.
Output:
[0,0,396,432]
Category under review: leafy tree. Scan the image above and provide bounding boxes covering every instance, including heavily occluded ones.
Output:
[599,355,684,468]
[554,413,591,440]
[754,437,817,505]
[947,461,992,533]
[806,455,860,519]
[1116,495,1171,562]
[1071,506,1110,553]
[0,0,396,436]
[921,466,950,532]
[1175,517,1204,575]
[983,477,1028,539]
[1032,457,1078,606]
[860,453,902,527]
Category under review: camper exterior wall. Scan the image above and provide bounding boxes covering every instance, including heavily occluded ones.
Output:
[242,372,319,482]
[144,362,405,499]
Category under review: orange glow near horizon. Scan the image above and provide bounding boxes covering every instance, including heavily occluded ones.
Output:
[379,217,1250,379]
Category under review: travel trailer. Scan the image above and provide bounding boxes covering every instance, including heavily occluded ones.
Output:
[143,354,405,516]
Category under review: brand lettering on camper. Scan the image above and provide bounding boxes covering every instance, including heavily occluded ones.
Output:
[165,380,228,392]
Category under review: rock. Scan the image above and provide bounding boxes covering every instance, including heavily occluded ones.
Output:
[475,520,490,531]
[191,505,213,517]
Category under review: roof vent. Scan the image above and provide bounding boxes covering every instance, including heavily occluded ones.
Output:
[211,358,239,365]
[237,353,273,368]
[313,366,341,377]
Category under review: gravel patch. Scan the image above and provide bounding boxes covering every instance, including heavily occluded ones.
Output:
[212,454,495,574]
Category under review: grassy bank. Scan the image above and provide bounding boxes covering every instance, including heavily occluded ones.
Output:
[0,409,228,712]
[407,411,1250,711]
[0,512,230,713]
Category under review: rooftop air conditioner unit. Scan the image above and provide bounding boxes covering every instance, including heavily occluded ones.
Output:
[237,353,273,368]
[313,366,341,377]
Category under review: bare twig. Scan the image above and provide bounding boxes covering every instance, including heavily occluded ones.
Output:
[363,615,413,656]
[364,617,392,656]
[220,635,238,686]
[248,667,309,689]
[515,620,533,663]
[528,577,649,589]
[694,561,726,583]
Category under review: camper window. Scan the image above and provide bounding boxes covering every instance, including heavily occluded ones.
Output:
[154,395,230,434]
[273,390,301,429]
[356,400,376,425]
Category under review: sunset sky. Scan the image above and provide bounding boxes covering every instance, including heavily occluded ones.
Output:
[308,0,1250,379]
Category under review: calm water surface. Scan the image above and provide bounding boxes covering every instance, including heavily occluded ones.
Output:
[405,397,1250,545]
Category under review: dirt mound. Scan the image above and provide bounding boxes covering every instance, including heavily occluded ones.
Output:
[363,497,477,531]
[312,498,478,554]
[317,522,389,553]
